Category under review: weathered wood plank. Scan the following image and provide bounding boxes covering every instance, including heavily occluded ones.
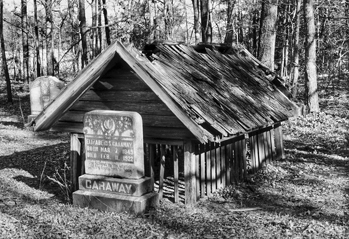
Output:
[200,144,206,197]
[60,111,186,128]
[233,140,239,183]
[216,146,222,189]
[206,143,211,196]
[52,122,196,140]
[258,130,266,167]
[159,145,166,200]
[249,133,258,173]
[81,90,161,102]
[211,143,217,192]
[184,141,197,205]
[94,78,152,91]
[241,137,247,179]
[274,123,285,160]
[149,144,156,186]
[266,129,273,163]
[271,127,276,160]
[71,101,175,116]
[226,143,232,185]
[144,144,154,182]
[70,133,82,192]
[195,144,200,200]
[221,145,226,188]
[172,145,179,203]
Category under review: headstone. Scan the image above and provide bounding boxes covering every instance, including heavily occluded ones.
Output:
[83,110,144,179]
[73,110,158,214]
[28,76,65,122]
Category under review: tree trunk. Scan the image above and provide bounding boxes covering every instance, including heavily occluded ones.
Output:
[102,0,111,45]
[79,0,88,68]
[0,0,12,103]
[21,0,29,83]
[46,0,54,75]
[303,0,319,112]
[291,0,301,98]
[148,0,155,43]
[192,0,200,44]
[164,0,172,40]
[259,0,278,71]
[224,0,236,46]
[33,0,41,78]
[91,0,97,57]
[98,0,102,52]
[201,0,212,44]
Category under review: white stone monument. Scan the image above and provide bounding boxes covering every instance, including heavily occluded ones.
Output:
[28,76,65,122]
[73,110,158,214]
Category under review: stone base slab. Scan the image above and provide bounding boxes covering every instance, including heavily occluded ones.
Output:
[78,175,153,197]
[73,190,159,214]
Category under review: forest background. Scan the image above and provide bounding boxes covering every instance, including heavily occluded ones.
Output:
[0,0,348,113]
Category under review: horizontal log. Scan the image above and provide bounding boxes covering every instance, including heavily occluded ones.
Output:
[71,100,174,116]
[51,122,195,140]
[59,111,186,128]
[93,78,152,91]
[80,90,161,102]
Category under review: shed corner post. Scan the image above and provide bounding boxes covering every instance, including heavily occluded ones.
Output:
[70,133,83,193]
[274,123,285,161]
[184,140,197,206]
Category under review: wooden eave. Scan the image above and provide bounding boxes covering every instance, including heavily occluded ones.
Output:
[33,42,119,132]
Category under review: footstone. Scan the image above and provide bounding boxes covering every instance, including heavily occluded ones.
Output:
[73,190,159,214]
[78,174,153,197]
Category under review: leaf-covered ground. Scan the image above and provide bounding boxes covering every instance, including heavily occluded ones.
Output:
[1,84,349,238]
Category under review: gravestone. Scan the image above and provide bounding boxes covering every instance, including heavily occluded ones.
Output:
[73,110,158,214]
[28,76,65,123]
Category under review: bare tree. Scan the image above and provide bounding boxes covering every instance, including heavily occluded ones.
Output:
[303,0,319,112]
[192,0,200,44]
[201,0,212,43]
[224,0,236,46]
[46,0,55,75]
[0,0,12,103]
[291,0,301,98]
[33,0,41,78]
[21,0,29,82]
[102,0,111,45]
[259,0,278,71]
[79,0,88,68]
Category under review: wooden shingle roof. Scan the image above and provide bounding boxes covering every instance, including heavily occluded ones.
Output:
[138,42,297,139]
[32,41,297,143]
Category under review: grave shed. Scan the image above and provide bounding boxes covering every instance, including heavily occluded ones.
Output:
[29,41,298,205]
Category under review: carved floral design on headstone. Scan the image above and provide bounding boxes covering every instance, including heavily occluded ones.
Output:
[83,114,135,137]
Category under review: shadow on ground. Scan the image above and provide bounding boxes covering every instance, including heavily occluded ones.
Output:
[0,143,71,203]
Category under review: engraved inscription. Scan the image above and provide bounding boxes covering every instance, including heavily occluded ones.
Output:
[84,115,136,163]
[83,110,144,179]
[83,179,134,195]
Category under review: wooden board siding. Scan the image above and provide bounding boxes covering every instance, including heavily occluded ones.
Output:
[53,60,195,141]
